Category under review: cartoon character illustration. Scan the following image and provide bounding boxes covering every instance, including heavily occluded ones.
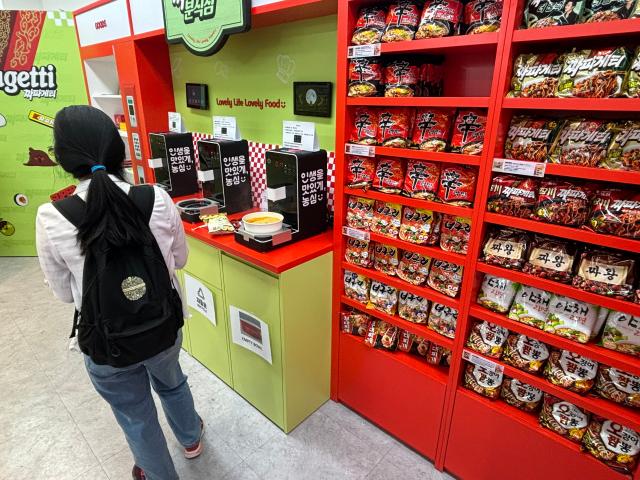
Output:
[0,218,15,236]
[23,147,57,167]
[13,193,28,206]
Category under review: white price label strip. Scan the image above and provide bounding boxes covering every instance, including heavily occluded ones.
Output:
[492,158,546,178]
[347,43,381,58]
[342,226,370,241]
[345,143,376,157]
[462,349,504,373]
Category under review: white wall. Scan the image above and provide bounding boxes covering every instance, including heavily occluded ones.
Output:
[0,0,94,10]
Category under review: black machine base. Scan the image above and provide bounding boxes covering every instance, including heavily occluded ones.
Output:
[234,225,295,252]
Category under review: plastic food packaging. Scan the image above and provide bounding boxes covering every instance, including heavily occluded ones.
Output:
[464,0,502,34]
[396,250,431,286]
[348,58,384,97]
[397,330,430,357]
[582,417,640,474]
[600,310,640,356]
[344,270,370,304]
[345,238,374,268]
[382,1,420,43]
[373,243,400,276]
[439,215,471,254]
[477,275,519,313]
[464,363,504,399]
[427,303,458,338]
[364,320,399,350]
[583,0,632,22]
[595,366,640,408]
[545,295,602,344]
[557,48,630,98]
[523,235,577,284]
[544,349,599,394]
[398,290,430,324]
[350,107,378,145]
[508,285,552,330]
[487,175,539,219]
[371,201,402,238]
[550,118,615,167]
[437,166,477,206]
[589,189,640,239]
[402,159,440,199]
[539,393,590,443]
[384,58,420,97]
[415,0,463,39]
[505,116,562,161]
[351,6,387,45]
[501,377,543,412]
[420,60,444,97]
[411,109,453,151]
[508,53,562,98]
[201,213,235,235]
[573,249,636,300]
[346,156,377,188]
[503,334,550,374]
[450,110,486,155]
[626,47,640,97]
[368,280,399,315]
[535,179,592,227]
[604,121,640,171]
[482,228,529,270]
[427,260,463,298]
[340,311,371,337]
[377,108,413,148]
[427,343,450,366]
[373,157,405,194]
[466,321,509,358]
[399,206,441,245]
[346,196,375,230]
[524,0,584,28]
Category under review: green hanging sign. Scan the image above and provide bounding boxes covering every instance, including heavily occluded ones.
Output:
[162,0,251,56]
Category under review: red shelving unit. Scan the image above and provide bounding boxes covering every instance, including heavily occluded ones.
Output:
[332,1,640,479]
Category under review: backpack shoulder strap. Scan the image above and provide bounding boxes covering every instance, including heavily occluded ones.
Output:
[129,185,155,224]
[52,195,86,228]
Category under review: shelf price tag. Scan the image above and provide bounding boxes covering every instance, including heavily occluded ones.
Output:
[342,226,370,241]
[347,43,381,58]
[345,143,376,157]
[463,349,504,373]
[492,158,545,178]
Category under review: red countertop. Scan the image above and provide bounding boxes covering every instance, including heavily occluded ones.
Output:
[180,206,333,275]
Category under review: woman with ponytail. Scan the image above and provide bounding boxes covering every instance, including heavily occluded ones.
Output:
[36,106,203,480]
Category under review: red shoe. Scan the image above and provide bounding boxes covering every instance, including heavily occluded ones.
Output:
[184,418,205,459]
[132,466,146,480]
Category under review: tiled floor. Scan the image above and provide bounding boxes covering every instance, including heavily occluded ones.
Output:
[0,257,454,480]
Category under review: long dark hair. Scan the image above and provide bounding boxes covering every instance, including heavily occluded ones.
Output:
[53,105,153,254]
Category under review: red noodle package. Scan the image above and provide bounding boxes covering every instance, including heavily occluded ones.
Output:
[535,179,593,227]
[402,160,440,199]
[348,58,384,97]
[411,108,453,151]
[341,311,371,337]
[397,250,432,286]
[420,61,444,97]
[451,110,486,155]
[439,215,471,254]
[364,320,399,350]
[351,6,387,45]
[487,175,538,218]
[382,1,420,43]
[373,157,405,194]
[464,0,502,34]
[346,196,375,230]
[438,166,477,206]
[384,58,420,97]
[398,331,431,357]
[377,108,413,148]
[346,156,377,189]
[350,107,378,145]
[345,238,374,268]
[399,206,441,245]
[373,244,400,276]
[371,201,402,238]
[427,260,463,298]
[589,189,640,239]
[416,0,463,39]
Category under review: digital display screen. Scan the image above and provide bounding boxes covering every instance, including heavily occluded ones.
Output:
[186,83,209,110]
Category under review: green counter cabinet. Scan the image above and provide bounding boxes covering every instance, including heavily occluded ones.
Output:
[179,236,333,433]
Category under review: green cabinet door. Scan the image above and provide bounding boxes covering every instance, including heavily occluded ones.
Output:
[183,273,233,387]
[184,237,223,289]
[222,254,284,429]
[176,271,192,355]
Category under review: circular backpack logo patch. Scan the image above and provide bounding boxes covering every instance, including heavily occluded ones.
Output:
[121,276,146,301]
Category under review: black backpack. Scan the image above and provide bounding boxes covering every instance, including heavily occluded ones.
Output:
[53,185,184,367]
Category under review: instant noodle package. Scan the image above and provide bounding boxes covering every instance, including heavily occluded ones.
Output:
[437,166,477,205]
[450,110,486,155]
[398,290,430,323]
[487,175,539,218]
[464,0,502,34]
[351,6,387,45]
[371,201,403,238]
[345,238,374,268]
[573,249,636,300]
[346,156,377,189]
[464,363,504,399]
[402,160,440,199]
[344,270,370,304]
[368,280,399,315]
[411,109,453,151]
[399,206,441,245]
[501,378,544,412]
[540,394,590,443]
[544,349,599,394]
[544,295,603,343]
[466,321,509,358]
[341,311,371,337]
[415,0,463,39]
[348,58,384,97]
[373,157,405,193]
[508,285,552,330]
[482,228,529,269]
[582,418,640,474]
[384,57,420,97]
[503,333,550,374]
[600,310,640,356]
[524,0,585,29]
[427,260,463,298]
[396,250,431,285]
[382,2,420,43]
[364,319,399,350]
[523,235,577,284]
[373,243,400,276]
[427,303,458,338]
[439,215,471,254]
[346,196,375,230]
[594,366,640,408]
[477,274,519,313]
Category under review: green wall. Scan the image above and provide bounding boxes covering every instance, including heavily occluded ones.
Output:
[0,12,87,256]
[169,15,337,151]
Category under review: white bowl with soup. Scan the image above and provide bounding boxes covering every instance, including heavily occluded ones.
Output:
[242,212,284,235]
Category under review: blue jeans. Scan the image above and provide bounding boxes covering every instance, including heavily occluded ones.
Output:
[84,331,200,480]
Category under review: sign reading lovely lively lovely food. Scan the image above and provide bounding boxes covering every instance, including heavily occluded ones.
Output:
[162,0,251,56]
[0,10,87,256]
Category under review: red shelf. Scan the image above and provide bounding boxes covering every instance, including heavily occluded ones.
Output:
[373,146,482,166]
[484,212,640,254]
[502,97,640,112]
[344,187,474,218]
[543,163,640,186]
[469,305,640,377]
[512,18,640,44]
[341,296,455,350]
[467,349,640,432]
[379,33,498,54]
[341,261,460,310]
[476,262,640,317]
[347,97,491,108]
